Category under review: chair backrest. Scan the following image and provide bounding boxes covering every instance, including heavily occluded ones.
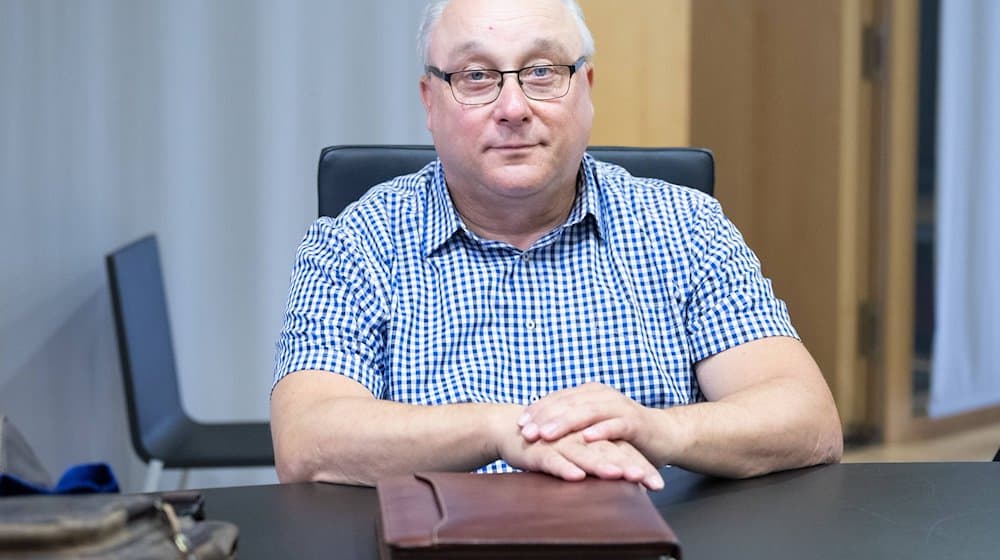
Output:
[317,144,714,218]
[105,234,185,463]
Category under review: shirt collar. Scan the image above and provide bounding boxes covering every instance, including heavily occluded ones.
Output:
[422,160,463,257]
[571,153,607,239]
[421,153,606,257]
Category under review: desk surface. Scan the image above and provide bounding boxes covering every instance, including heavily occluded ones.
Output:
[200,462,999,560]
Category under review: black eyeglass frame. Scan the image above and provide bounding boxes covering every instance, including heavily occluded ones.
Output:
[425,56,588,105]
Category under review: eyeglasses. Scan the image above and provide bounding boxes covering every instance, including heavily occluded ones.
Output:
[425,56,587,106]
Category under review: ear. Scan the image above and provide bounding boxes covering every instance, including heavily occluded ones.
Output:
[419,75,434,131]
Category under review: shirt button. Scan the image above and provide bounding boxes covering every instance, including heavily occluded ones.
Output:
[525,319,536,330]
[520,252,530,261]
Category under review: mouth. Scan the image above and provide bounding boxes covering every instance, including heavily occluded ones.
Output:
[489,143,540,151]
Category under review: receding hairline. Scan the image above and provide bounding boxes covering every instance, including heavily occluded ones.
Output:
[418,0,595,67]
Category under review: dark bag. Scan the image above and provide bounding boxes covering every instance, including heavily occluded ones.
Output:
[0,492,238,558]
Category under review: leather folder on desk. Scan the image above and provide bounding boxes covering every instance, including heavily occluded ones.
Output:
[376,471,681,559]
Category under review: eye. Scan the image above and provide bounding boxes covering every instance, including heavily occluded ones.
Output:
[466,70,489,82]
[529,66,553,78]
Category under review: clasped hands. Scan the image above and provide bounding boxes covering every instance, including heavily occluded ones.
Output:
[497,382,665,490]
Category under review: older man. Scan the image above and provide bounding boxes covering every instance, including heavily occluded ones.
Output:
[270,0,843,490]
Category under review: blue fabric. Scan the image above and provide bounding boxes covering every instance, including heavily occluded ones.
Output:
[0,463,119,496]
[273,153,798,473]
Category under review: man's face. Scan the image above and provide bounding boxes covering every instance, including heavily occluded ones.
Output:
[420,0,594,204]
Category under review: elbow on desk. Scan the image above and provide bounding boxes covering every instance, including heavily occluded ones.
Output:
[274,436,332,484]
[733,414,845,480]
[817,422,845,465]
[812,402,846,467]
[274,438,368,486]
[274,443,315,484]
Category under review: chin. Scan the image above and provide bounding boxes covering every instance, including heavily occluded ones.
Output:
[484,167,552,194]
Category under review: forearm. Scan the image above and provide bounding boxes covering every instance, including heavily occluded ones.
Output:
[271,372,523,486]
[645,376,843,478]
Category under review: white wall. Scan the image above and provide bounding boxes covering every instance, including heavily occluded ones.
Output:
[0,0,432,491]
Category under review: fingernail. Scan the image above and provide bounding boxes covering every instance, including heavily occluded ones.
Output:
[517,413,531,426]
[582,426,598,439]
[646,474,664,491]
[540,423,559,438]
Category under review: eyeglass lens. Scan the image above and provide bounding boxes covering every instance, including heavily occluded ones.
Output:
[450,65,572,104]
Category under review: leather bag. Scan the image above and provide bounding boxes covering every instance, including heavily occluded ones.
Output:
[376,471,681,559]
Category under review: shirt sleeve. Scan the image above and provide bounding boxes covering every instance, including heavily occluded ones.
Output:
[685,199,798,363]
[272,219,388,396]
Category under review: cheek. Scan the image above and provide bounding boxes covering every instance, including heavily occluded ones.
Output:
[441,110,482,145]
[567,101,594,144]
[430,110,482,161]
[573,96,594,128]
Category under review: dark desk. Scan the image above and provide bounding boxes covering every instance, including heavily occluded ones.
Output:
[200,463,999,560]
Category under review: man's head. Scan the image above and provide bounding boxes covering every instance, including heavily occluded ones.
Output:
[418,0,596,211]
[418,0,595,68]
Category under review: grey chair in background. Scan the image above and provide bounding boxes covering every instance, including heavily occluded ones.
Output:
[106,235,274,492]
[317,144,714,218]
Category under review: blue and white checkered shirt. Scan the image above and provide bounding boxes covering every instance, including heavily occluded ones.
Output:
[273,153,797,472]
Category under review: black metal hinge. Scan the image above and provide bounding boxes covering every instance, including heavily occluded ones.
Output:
[858,300,879,358]
[862,23,884,82]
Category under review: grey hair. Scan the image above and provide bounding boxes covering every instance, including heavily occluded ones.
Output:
[417,0,596,67]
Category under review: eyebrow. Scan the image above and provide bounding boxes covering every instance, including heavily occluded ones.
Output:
[445,38,572,66]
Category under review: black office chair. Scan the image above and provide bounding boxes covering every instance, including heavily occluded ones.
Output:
[993,447,999,462]
[317,145,714,218]
[106,235,274,492]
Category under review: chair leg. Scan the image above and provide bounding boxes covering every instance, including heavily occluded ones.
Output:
[178,468,190,490]
[144,459,164,493]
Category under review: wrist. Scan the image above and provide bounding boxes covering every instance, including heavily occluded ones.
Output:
[485,404,525,463]
[639,406,679,467]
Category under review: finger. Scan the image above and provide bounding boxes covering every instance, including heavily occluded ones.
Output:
[521,383,606,423]
[644,473,665,491]
[524,400,622,442]
[537,450,587,482]
[554,440,625,480]
[553,438,647,482]
[520,421,542,442]
[582,417,631,442]
[598,441,663,491]
[617,449,663,491]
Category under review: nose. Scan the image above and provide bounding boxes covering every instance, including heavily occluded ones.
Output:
[492,75,531,123]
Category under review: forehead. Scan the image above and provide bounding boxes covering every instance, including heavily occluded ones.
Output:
[430,0,581,64]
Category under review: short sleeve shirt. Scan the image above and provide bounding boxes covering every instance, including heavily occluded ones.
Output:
[273,153,798,472]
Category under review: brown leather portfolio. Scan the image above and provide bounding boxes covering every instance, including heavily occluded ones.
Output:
[375,471,681,559]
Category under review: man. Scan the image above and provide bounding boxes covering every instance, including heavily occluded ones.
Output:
[270,0,843,490]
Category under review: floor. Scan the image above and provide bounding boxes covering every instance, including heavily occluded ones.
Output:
[842,421,1000,463]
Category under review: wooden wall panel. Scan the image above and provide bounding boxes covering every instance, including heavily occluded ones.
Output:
[690,0,871,428]
[579,0,691,146]
[579,0,999,442]
[750,0,847,405]
[689,1,756,242]
[581,0,876,430]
